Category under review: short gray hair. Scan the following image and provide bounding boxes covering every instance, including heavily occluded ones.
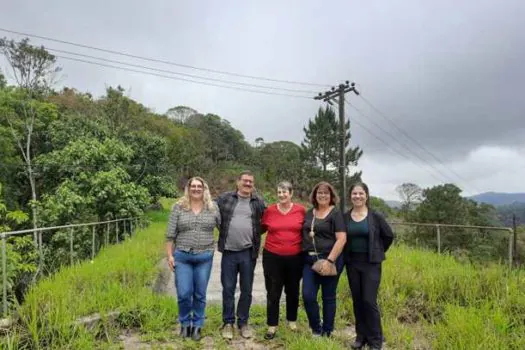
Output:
[277,181,293,193]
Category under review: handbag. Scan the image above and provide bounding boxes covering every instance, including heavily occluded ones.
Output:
[309,210,337,276]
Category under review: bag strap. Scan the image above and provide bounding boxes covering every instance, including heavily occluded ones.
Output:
[310,209,319,261]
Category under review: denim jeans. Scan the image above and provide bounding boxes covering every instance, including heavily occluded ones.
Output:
[174,249,214,327]
[302,253,344,335]
[221,249,256,327]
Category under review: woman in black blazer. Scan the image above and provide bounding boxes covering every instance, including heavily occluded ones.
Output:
[344,182,394,350]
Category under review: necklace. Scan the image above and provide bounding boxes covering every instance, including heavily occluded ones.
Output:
[277,203,293,215]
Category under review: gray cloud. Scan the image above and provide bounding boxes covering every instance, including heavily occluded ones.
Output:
[2,0,524,198]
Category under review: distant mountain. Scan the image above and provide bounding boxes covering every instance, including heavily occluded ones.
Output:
[469,192,525,206]
[385,200,402,209]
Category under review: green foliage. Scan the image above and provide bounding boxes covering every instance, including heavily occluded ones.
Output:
[187,113,252,165]
[404,184,510,262]
[0,70,6,88]
[369,196,393,217]
[0,37,61,93]
[4,204,525,349]
[301,106,363,189]
[0,183,37,312]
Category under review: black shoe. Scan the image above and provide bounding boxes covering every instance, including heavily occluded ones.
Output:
[321,331,331,338]
[350,338,366,349]
[191,326,202,341]
[264,329,276,340]
[179,325,191,338]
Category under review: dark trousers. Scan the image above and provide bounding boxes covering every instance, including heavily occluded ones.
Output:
[221,249,256,327]
[302,253,344,335]
[262,249,303,326]
[346,254,383,347]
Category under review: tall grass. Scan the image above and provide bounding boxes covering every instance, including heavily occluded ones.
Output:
[2,201,524,349]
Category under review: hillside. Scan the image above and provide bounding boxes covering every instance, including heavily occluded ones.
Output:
[469,192,525,206]
[3,204,524,349]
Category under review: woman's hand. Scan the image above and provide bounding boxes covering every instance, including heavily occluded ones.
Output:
[168,255,175,271]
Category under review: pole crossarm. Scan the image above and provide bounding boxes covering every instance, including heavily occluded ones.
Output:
[313,80,359,213]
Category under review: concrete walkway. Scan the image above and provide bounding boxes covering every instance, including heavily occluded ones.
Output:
[159,249,267,305]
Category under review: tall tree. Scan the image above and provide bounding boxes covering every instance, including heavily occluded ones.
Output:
[0,38,60,241]
[301,105,363,185]
[396,182,423,218]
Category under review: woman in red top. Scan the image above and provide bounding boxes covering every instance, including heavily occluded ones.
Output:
[261,181,306,340]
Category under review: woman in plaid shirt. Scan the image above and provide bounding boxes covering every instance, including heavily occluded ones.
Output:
[166,177,221,341]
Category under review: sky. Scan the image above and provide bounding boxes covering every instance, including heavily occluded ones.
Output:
[1,0,524,200]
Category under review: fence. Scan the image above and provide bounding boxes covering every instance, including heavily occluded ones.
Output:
[0,217,148,317]
[389,221,514,266]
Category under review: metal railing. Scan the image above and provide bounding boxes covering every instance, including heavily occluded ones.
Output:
[388,221,514,266]
[0,216,148,316]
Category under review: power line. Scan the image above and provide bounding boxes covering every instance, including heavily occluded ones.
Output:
[47,47,318,94]
[0,27,330,88]
[347,101,458,184]
[55,55,313,99]
[358,95,481,193]
[343,103,445,184]
[347,101,479,194]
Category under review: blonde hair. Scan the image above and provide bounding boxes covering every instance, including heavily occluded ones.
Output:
[177,177,216,212]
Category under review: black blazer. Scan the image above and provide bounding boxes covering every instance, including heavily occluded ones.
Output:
[344,209,394,263]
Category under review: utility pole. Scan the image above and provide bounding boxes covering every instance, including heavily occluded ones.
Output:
[314,81,359,213]
[513,213,518,266]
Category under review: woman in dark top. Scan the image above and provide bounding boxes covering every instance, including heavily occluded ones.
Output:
[302,181,347,337]
[344,182,394,350]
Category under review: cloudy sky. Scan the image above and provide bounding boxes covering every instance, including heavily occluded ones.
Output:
[2,0,524,200]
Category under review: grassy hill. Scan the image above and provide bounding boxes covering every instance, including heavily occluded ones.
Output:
[2,201,524,349]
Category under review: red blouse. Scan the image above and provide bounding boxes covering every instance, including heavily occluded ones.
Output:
[262,203,305,256]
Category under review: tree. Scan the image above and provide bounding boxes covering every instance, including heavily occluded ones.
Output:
[0,89,58,243]
[301,106,363,185]
[259,141,303,189]
[0,70,6,88]
[0,38,60,242]
[255,137,265,148]
[396,182,423,218]
[369,196,393,217]
[0,38,61,93]
[165,105,198,124]
[416,184,468,224]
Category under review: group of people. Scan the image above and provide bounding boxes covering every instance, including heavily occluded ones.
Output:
[165,170,394,350]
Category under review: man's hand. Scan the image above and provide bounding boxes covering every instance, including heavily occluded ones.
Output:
[168,255,175,271]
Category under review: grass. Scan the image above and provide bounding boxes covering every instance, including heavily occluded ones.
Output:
[2,201,525,349]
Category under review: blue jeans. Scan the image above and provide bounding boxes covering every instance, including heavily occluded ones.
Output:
[302,253,344,335]
[221,249,256,327]
[174,249,214,327]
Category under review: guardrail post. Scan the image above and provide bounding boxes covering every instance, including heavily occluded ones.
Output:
[2,234,7,316]
[509,230,513,268]
[130,219,134,237]
[116,221,119,244]
[70,227,74,265]
[106,222,109,246]
[38,229,43,268]
[91,225,96,261]
[436,225,441,255]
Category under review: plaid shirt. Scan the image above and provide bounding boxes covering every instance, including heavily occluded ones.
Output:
[166,203,221,253]
[216,191,266,258]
